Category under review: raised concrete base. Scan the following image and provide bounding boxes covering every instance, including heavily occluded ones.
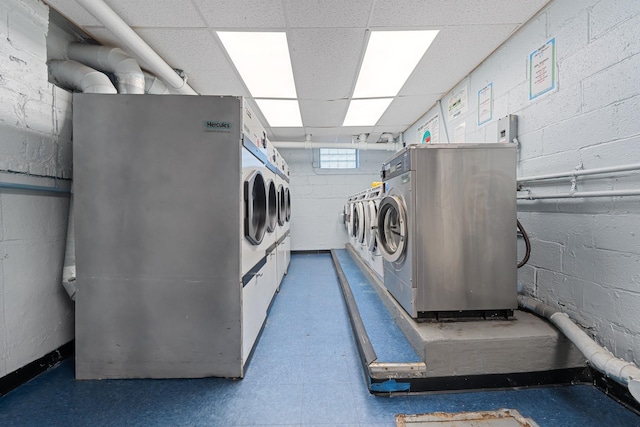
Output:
[345,245,587,378]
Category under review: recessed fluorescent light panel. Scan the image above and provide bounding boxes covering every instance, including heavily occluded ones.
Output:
[343,98,393,126]
[217,32,297,98]
[353,30,439,98]
[255,99,303,127]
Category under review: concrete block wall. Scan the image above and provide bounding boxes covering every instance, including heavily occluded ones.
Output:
[0,0,74,377]
[406,0,640,364]
[279,148,390,250]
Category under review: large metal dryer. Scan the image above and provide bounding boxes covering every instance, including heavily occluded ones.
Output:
[73,95,290,379]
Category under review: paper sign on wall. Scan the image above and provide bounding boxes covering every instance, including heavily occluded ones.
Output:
[477,83,493,126]
[529,38,556,100]
[417,115,440,144]
[454,122,466,143]
[448,84,468,121]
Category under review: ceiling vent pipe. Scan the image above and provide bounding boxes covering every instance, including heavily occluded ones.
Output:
[74,0,197,95]
[48,60,117,94]
[272,140,399,151]
[519,295,640,403]
[143,71,171,94]
[48,61,117,301]
[66,44,145,94]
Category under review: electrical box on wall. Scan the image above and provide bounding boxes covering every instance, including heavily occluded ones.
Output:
[498,115,518,143]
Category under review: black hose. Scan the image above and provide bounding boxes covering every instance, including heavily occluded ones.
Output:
[517,219,531,268]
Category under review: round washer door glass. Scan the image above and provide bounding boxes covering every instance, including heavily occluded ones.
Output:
[365,200,378,252]
[377,196,407,263]
[266,179,277,233]
[355,201,365,243]
[244,170,267,245]
[285,188,291,222]
[277,185,285,226]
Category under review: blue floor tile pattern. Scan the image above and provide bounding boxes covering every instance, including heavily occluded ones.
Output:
[333,248,421,364]
[0,253,638,426]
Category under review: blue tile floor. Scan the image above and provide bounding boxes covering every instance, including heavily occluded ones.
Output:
[333,249,421,363]
[1,253,639,426]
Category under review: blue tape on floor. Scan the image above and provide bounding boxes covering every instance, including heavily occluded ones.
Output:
[370,379,411,393]
[333,249,421,364]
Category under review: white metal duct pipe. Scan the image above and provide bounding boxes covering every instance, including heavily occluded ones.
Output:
[48,60,117,94]
[272,141,399,151]
[143,71,170,94]
[518,162,640,183]
[75,0,197,95]
[66,44,144,94]
[518,296,640,403]
[517,189,640,200]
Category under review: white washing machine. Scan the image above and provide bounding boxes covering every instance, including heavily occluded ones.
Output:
[282,159,291,272]
[240,103,279,361]
[274,152,290,286]
[363,185,384,280]
[377,144,517,319]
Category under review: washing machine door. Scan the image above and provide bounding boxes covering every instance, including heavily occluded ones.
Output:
[266,179,277,233]
[354,201,365,243]
[244,170,267,245]
[277,184,285,226]
[285,187,291,222]
[364,200,378,252]
[342,203,350,231]
[377,196,407,263]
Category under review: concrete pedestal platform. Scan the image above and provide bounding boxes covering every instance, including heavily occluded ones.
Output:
[344,245,588,389]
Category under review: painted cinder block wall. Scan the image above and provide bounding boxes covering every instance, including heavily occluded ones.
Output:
[0,0,74,377]
[279,147,390,251]
[405,0,640,364]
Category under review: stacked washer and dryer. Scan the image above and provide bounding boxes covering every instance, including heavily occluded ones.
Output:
[73,95,290,380]
[272,149,291,286]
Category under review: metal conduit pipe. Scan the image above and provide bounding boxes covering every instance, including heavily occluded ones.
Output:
[518,295,640,403]
[48,60,117,94]
[517,189,640,200]
[272,141,400,151]
[518,162,640,183]
[75,0,197,95]
[66,44,144,94]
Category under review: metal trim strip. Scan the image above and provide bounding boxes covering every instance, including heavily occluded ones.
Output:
[242,255,268,287]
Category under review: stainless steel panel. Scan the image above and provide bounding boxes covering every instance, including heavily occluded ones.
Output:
[73,94,244,378]
[410,144,517,313]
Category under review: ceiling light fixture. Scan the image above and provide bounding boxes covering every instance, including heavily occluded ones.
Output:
[217,31,297,98]
[255,99,303,127]
[343,98,393,126]
[353,30,439,98]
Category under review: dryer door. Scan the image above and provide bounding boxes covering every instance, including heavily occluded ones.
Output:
[266,179,277,233]
[285,187,291,222]
[377,196,407,263]
[354,201,365,244]
[277,184,285,226]
[244,170,268,245]
[365,200,378,252]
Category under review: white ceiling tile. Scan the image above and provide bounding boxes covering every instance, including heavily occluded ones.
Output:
[45,0,102,26]
[369,0,550,27]
[377,95,441,127]
[283,0,374,28]
[289,28,365,100]
[270,128,310,142]
[134,28,248,95]
[192,0,286,28]
[101,0,206,27]
[304,128,340,143]
[299,99,349,128]
[399,24,517,96]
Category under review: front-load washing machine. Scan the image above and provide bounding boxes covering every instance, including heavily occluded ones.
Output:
[274,153,290,286]
[377,144,517,319]
[363,185,384,280]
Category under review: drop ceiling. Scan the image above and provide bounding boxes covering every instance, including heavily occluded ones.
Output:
[44,0,550,144]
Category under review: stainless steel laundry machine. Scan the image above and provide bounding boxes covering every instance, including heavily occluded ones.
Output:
[363,185,385,280]
[73,94,282,379]
[377,144,517,319]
